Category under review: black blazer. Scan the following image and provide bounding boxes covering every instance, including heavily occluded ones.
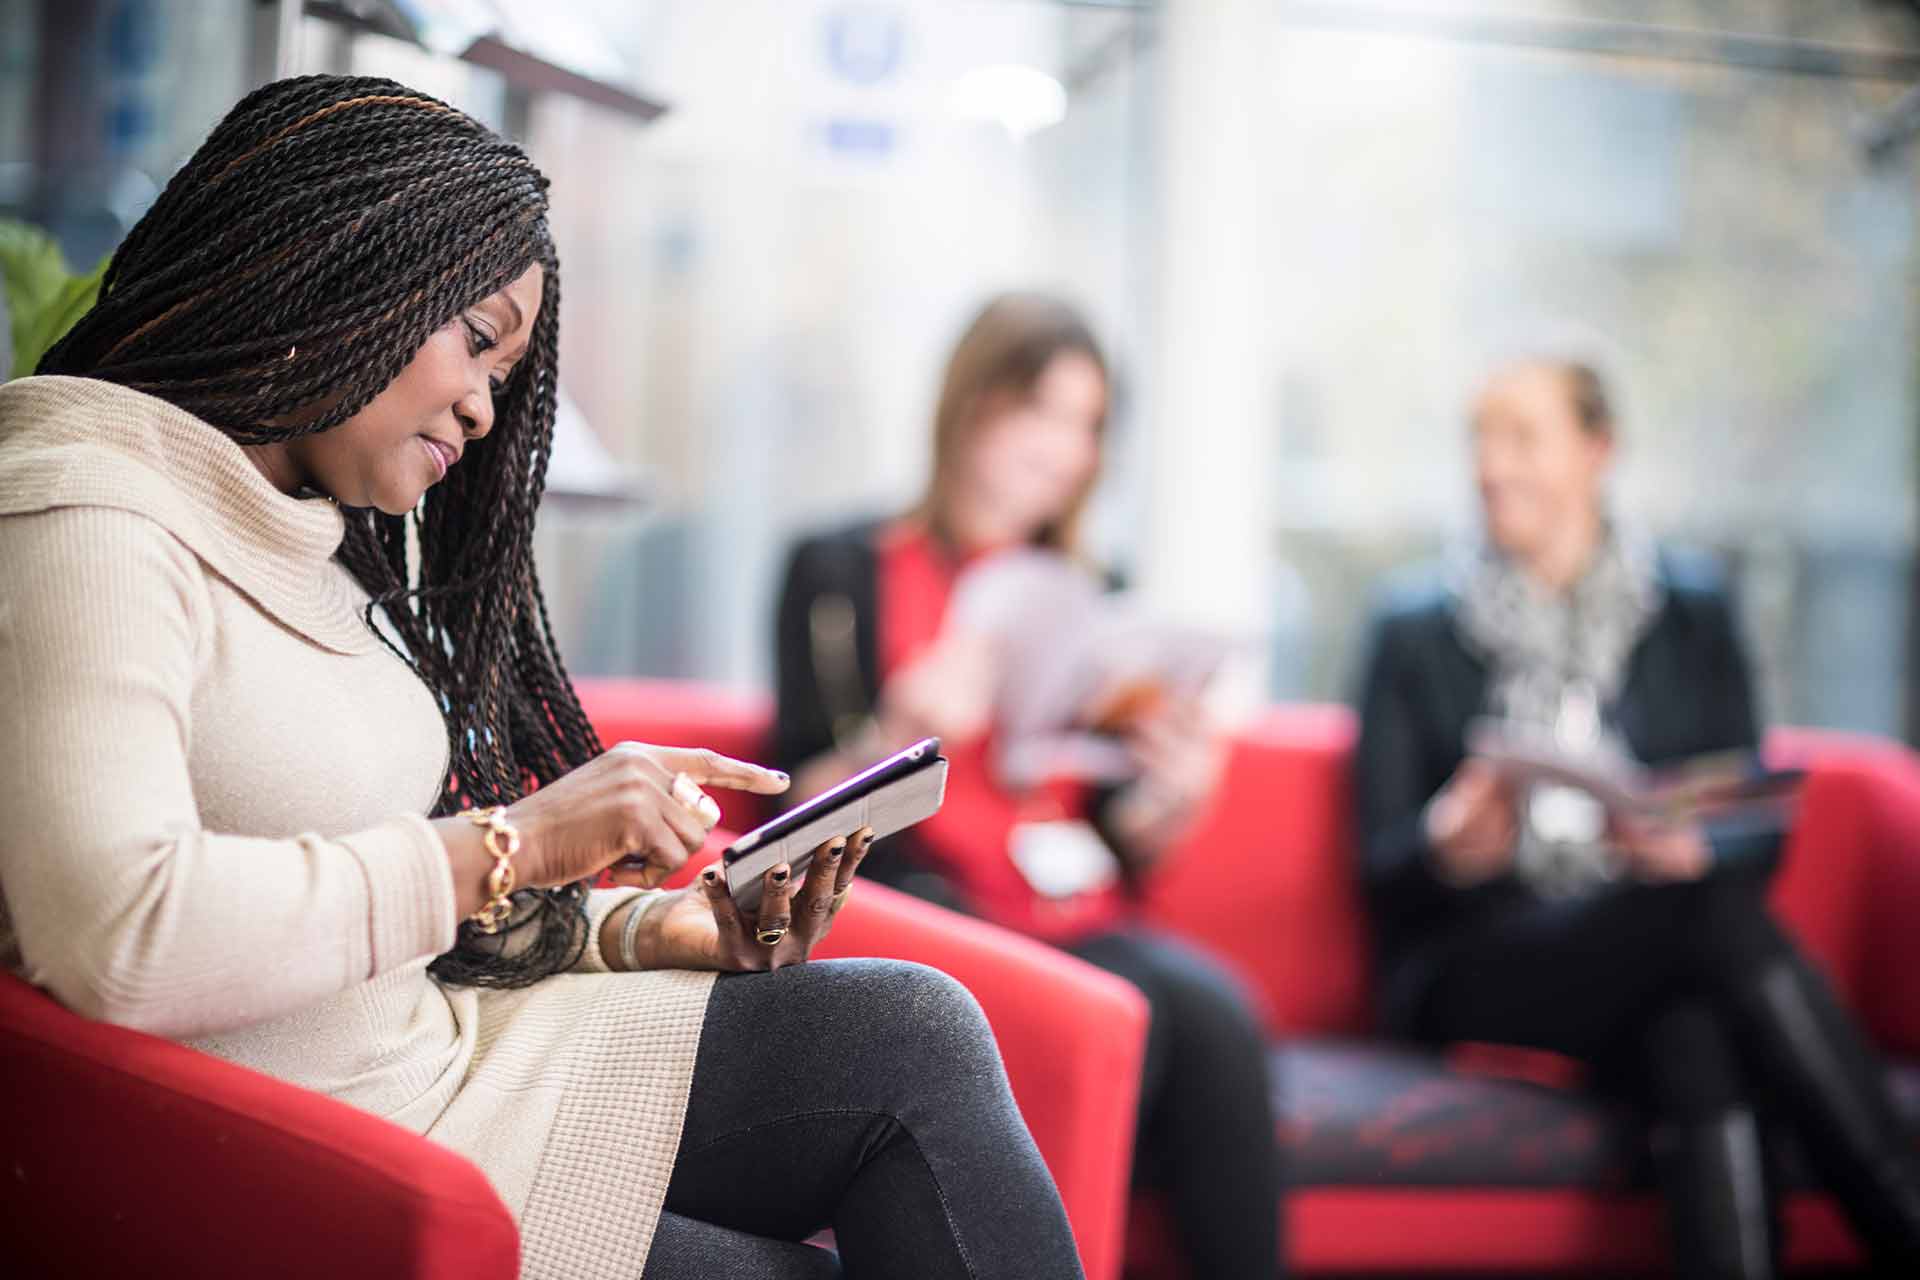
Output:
[1350,551,1778,1022]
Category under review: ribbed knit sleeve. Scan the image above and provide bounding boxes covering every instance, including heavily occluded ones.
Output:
[0,506,457,1037]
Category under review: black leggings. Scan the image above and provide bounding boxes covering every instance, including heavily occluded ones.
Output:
[1068,929,1282,1280]
[641,958,1084,1280]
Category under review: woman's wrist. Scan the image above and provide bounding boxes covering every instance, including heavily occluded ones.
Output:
[432,817,499,919]
[599,888,681,971]
[433,804,541,924]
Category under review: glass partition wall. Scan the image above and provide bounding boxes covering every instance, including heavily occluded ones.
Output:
[7,0,1920,739]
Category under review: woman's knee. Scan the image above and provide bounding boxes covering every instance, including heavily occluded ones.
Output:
[795,958,997,1074]
[682,960,1010,1160]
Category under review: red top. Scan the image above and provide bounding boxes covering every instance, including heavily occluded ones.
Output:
[875,520,1129,944]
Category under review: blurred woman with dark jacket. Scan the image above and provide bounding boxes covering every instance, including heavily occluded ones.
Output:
[1352,356,1920,1278]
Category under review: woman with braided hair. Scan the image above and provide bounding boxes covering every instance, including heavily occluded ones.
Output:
[0,75,1084,1279]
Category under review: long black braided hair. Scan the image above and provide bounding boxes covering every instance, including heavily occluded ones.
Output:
[39,74,603,988]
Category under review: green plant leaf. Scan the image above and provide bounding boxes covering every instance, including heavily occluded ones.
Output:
[0,221,71,309]
[0,221,78,375]
[15,254,108,374]
[0,219,110,376]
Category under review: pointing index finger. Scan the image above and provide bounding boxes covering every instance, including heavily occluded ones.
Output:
[652,747,791,796]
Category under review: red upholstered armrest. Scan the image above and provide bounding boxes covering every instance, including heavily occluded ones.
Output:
[1854,758,1920,1058]
[0,973,516,1279]
[1762,737,1920,1058]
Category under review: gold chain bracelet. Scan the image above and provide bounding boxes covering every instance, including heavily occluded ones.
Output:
[465,806,520,933]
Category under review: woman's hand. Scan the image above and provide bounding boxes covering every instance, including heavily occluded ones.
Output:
[1111,696,1229,866]
[630,827,877,972]
[880,632,997,746]
[1424,759,1519,886]
[1132,696,1228,813]
[502,743,790,890]
[1612,815,1711,883]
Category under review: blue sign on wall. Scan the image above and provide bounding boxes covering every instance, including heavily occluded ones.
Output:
[823,3,905,87]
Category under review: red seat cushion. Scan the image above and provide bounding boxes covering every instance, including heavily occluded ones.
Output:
[1280,1038,1920,1193]
[1279,1040,1636,1190]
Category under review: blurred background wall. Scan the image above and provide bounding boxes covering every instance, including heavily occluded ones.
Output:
[7,0,1920,739]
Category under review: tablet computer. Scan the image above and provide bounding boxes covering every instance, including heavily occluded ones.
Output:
[724,737,949,911]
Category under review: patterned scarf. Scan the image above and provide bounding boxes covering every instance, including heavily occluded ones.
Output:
[1450,522,1664,895]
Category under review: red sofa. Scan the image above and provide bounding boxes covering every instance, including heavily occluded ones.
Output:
[9,671,1914,1278]
[577,678,1920,1276]
[0,751,1146,1278]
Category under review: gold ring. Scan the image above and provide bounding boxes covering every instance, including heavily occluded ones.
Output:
[755,926,788,947]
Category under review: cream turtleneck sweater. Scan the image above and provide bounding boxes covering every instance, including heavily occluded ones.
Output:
[0,375,715,1278]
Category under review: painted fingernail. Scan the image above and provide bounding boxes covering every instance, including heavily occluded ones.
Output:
[822,843,844,862]
[771,866,790,884]
[701,867,719,884]
[773,771,791,784]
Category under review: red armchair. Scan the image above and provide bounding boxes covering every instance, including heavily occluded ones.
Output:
[578,678,1920,1276]
[0,970,520,1279]
[0,690,1148,1280]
